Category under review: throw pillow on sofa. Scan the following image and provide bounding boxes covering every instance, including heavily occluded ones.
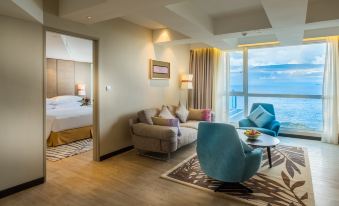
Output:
[159,105,176,119]
[248,105,274,128]
[188,109,212,122]
[137,108,159,125]
[175,102,189,123]
[151,117,181,136]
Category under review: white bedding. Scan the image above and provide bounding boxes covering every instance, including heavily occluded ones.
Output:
[46,102,93,139]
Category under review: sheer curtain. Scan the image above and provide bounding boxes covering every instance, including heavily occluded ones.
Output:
[322,36,339,144]
[213,51,230,123]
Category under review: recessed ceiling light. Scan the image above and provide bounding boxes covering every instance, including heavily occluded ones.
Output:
[87,16,92,20]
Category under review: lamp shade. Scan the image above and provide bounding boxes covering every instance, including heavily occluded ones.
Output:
[77,84,86,96]
[181,74,193,89]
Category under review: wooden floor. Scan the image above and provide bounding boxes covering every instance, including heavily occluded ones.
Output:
[1,137,338,206]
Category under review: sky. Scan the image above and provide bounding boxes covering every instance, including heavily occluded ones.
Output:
[229,42,327,68]
[229,42,327,95]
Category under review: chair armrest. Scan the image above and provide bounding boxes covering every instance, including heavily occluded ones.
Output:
[267,120,280,135]
[239,118,256,127]
[244,148,263,168]
[132,123,178,141]
[240,139,253,153]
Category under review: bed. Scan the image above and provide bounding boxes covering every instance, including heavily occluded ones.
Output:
[46,96,93,147]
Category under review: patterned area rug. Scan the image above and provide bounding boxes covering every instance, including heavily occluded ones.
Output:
[161,145,314,206]
[46,138,93,161]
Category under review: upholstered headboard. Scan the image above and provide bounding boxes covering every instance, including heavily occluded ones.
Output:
[46,58,92,98]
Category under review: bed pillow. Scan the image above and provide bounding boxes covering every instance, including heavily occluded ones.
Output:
[175,103,189,123]
[51,95,83,104]
[248,105,274,128]
[152,117,181,136]
[188,109,212,122]
[159,105,176,119]
[46,98,56,105]
[137,108,159,125]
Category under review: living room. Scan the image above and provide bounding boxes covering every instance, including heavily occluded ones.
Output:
[0,0,338,206]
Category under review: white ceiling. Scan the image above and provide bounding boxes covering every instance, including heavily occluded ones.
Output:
[2,0,339,49]
[0,0,43,23]
[194,0,262,18]
[46,31,93,63]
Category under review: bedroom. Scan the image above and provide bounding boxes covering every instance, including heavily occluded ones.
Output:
[45,31,94,161]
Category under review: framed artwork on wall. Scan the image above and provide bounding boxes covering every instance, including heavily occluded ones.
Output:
[150,59,170,79]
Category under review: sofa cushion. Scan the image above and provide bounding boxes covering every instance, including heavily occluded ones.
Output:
[177,127,197,148]
[188,109,212,122]
[159,105,176,119]
[132,123,178,141]
[180,121,200,130]
[248,105,274,128]
[137,108,159,124]
[152,117,181,136]
[175,103,189,123]
[167,105,178,116]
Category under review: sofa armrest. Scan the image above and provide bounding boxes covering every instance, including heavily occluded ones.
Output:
[211,111,216,122]
[132,123,178,141]
[239,118,256,128]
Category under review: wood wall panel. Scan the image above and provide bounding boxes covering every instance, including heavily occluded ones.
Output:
[46,59,57,98]
[46,59,92,98]
[56,60,75,96]
[75,62,92,98]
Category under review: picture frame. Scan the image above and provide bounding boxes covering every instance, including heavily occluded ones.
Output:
[150,59,170,79]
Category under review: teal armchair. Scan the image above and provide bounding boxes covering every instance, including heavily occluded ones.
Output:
[239,103,280,136]
[197,122,263,192]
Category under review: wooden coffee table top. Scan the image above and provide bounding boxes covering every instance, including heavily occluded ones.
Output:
[237,129,280,147]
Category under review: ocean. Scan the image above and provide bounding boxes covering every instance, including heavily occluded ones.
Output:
[229,64,324,132]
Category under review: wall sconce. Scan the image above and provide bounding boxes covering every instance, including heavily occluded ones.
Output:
[180,74,193,108]
[181,74,193,90]
[77,84,86,96]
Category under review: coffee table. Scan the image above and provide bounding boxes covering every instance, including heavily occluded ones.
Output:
[237,129,280,168]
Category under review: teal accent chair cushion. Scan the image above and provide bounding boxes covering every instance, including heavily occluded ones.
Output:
[248,105,275,128]
[197,122,263,183]
[239,103,280,137]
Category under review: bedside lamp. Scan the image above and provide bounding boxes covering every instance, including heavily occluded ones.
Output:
[77,84,86,96]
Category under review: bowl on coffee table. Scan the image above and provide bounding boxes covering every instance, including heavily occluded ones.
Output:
[243,129,261,141]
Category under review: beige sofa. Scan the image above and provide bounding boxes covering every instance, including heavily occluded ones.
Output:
[129,107,214,159]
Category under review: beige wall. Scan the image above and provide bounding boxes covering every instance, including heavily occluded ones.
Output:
[0,1,189,192]
[43,1,190,156]
[0,15,44,190]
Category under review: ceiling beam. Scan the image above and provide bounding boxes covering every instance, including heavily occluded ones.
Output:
[166,1,213,35]
[214,7,271,35]
[261,0,308,45]
[59,0,184,24]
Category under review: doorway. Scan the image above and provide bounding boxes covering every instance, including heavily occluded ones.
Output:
[43,30,99,174]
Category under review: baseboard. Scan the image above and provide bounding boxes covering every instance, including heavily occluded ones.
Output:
[0,177,44,199]
[280,133,321,141]
[100,145,134,161]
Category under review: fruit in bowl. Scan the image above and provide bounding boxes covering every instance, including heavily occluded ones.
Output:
[244,129,261,140]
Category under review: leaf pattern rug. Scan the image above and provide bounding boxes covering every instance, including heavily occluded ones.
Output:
[161,145,314,206]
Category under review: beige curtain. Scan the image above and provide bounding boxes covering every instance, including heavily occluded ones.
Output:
[188,48,221,109]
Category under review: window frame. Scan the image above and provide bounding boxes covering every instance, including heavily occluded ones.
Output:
[228,40,326,136]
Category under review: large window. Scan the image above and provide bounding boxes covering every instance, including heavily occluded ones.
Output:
[229,42,326,133]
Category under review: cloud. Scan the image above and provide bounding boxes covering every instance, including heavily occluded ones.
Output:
[229,43,327,67]
[312,54,326,64]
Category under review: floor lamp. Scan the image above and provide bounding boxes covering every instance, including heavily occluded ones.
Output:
[180,74,193,108]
